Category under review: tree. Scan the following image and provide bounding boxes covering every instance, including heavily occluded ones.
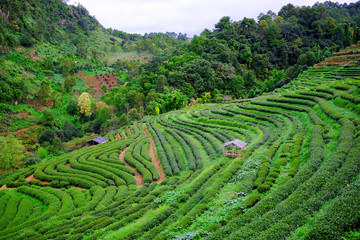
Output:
[128,108,141,120]
[264,69,286,91]
[67,97,79,115]
[41,109,55,127]
[227,75,245,97]
[78,92,92,117]
[22,155,41,168]
[39,130,55,145]
[76,39,87,58]
[98,106,112,123]
[0,135,25,171]
[39,80,50,100]
[202,92,212,103]
[155,75,168,92]
[60,57,75,77]
[64,75,76,92]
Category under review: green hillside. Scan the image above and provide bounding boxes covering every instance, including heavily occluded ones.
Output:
[0,48,360,239]
[1,0,360,239]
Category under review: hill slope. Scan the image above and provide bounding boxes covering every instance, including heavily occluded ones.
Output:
[0,45,359,239]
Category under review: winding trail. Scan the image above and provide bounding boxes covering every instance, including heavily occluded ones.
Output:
[119,147,143,186]
[25,174,50,184]
[0,184,13,190]
[142,123,165,183]
[122,129,127,139]
[115,133,121,140]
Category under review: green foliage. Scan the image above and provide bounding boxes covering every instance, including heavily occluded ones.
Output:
[40,109,55,127]
[22,155,42,168]
[78,92,92,118]
[0,135,25,171]
[37,147,48,159]
[0,1,360,240]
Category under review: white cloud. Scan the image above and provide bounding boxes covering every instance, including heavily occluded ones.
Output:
[68,0,356,36]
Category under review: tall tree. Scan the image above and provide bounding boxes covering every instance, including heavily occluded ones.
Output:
[78,92,92,117]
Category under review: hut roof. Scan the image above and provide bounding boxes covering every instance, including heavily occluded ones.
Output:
[220,139,247,149]
[90,136,108,144]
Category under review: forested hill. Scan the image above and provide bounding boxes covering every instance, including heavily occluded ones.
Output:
[0,0,99,48]
[138,1,360,100]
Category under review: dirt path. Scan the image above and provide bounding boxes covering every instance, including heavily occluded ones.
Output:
[115,133,121,140]
[25,174,50,184]
[0,184,13,190]
[15,125,39,135]
[1,174,85,190]
[122,129,127,139]
[142,123,165,183]
[69,185,85,190]
[119,147,143,186]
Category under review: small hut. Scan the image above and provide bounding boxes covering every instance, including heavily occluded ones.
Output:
[86,136,108,147]
[220,139,247,157]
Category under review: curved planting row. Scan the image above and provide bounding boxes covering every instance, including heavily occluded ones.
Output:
[1,65,360,239]
[0,124,146,189]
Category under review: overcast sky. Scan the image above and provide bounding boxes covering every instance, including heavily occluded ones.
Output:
[68,0,357,36]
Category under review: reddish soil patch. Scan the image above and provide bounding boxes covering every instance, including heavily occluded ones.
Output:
[315,42,360,67]
[0,184,14,190]
[12,111,37,122]
[25,174,50,184]
[115,133,121,140]
[66,163,72,168]
[76,72,119,100]
[94,73,119,91]
[142,123,165,183]
[315,54,360,67]
[119,147,143,186]
[68,185,85,190]
[26,99,54,111]
[16,125,39,139]
[122,129,127,139]
[224,152,244,158]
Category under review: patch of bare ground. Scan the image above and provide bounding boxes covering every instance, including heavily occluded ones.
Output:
[25,174,50,184]
[0,184,14,190]
[68,185,85,190]
[142,123,165,183]
[122,128,127,139]
[0,168,85,190]
[119,147,143,186]
[115,133,121,140]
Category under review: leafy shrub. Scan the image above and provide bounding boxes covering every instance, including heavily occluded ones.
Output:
[244,194,262,208]
[22,155,42,168]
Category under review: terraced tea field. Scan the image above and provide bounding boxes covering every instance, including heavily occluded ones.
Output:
[0,63,360,239]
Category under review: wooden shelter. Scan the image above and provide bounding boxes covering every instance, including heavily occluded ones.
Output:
[86,136,108,147]
[220,139,247,157]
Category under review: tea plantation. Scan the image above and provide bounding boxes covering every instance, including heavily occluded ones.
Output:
[0,64,360,239]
